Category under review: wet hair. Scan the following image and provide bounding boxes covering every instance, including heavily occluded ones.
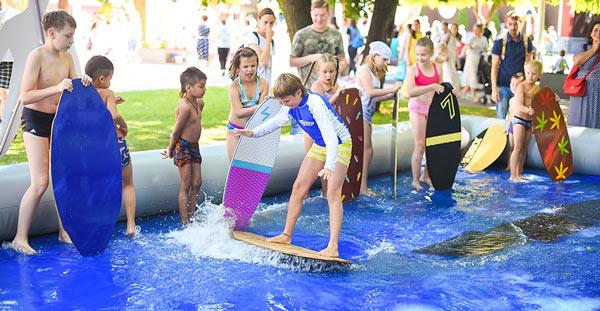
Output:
[228,47,259,80]
[42,10,76,32]
[511,72,525,81]
[316,53,339,85]
[311,0,329,11]
[415,37,434,53]
[273,73,307,98]
[179,67,207,98]
[85,55,114,81]
[526,60,543,75]
[258,8,275,20]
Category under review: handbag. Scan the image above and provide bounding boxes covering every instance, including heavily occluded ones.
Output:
[563,56,600,97]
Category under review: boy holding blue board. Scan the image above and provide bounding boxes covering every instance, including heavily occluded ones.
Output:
[235,73,351,258]
[11,10,91,255]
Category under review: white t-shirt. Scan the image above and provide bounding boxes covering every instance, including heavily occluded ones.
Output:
[243,32,275,85]
[216,23,231,48]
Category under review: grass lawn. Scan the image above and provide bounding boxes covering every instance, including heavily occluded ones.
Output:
[0,87,496,165]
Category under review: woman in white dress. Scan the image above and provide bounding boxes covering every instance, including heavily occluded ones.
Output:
[461,24,488,104]
[442,23,460,90]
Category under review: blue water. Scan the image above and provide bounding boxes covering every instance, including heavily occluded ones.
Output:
[2,168,600,310]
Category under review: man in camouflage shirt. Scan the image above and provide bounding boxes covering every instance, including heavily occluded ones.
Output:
[290,0,347,87]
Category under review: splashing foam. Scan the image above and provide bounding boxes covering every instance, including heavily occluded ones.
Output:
[366,240,398,259]
[167,201,348,272]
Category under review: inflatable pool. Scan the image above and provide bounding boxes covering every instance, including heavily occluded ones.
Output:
[1,116,599,241]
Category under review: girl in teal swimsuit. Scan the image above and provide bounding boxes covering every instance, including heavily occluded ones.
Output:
[226,47,269,161]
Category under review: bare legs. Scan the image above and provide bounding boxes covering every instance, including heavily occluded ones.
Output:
[409,113,431,189]
[177,162,202,225]
[122,163,137,236]
[11,133,71,255]
[266,157,348,258]
[509,125,531,181]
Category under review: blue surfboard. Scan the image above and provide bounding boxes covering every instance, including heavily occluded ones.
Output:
[51,79,122,256]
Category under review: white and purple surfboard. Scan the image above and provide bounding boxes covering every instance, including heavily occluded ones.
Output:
[223,97,282,229]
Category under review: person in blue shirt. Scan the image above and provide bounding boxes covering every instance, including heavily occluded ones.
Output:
[491,10,534,119]
[235,73,351,258]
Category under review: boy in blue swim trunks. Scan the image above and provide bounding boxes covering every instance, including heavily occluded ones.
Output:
[85,55,138,236]
[235,73,351,258]
[162,67,206,225]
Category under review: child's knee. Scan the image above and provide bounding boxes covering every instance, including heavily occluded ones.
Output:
[192,178,202,190]
[413,144,425,154]
[31,178,49,194]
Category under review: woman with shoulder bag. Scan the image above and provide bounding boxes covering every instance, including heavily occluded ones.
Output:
[567,21,600,128]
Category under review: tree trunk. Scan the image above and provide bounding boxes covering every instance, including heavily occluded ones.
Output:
[280,0,312,42]
[363,0,398,56]
[487,0,506,24]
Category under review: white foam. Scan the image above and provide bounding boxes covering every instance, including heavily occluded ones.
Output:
[167,202,347,271]
[531,297,600,311]
[365,240,398,259]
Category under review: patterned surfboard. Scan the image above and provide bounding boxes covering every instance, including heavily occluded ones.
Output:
[224,98,282,229]
[531,87,573,182]
[51,79,122,256]
[425,82,461,190]
[331,88,363,202]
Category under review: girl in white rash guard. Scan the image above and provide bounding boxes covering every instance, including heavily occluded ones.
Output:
[235,73,351,258]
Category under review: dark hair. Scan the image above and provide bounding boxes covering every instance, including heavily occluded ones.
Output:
[228,47,259,80]
[392,30,399,38]
[560,50,566,56]
[42,10,77,31]
[201,15,208,22]
[411,20,420,39]
[443,22,449,28]
[425,31,432,38]
[586,20,600,48]
[258,8,275,20]
[85,55,114,81]
[179,67,207,98]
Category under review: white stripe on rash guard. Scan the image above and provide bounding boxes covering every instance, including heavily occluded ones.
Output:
[252,93,350,170]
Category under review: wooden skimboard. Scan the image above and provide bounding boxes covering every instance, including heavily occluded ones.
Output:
[233,231,352,264]
[331,88,363,202]
[425,82,461,190]
[51,79,122,256]
[223,98,282,229]
[531,87,573,181]
[461,125,507,172]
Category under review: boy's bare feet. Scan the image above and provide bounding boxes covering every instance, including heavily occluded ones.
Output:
[411,181,423,190]
[58,230,72,244]
[126,225,139,237]
[265,233,291,245]
[10,240,37,255]
[420,176,433,187]
[318,246,339,258]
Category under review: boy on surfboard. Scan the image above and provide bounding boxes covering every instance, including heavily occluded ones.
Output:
[162,67,206,225]
[11,10,92,255]
[85,56,138,237]
[508,60,542,182]
[235,73,351,258]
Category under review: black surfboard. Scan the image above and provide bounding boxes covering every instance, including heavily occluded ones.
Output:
[425,82,461,190]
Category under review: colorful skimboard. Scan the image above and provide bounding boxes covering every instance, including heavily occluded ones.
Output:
[233,231,351,264]
[461,125,507,172]
[51,79,122,256]
[224,98,282,229]
[531,87,573,182]
[425,82,461,190]
[331,88,363,202]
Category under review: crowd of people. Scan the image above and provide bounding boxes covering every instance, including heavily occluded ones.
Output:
[1,0,599,258]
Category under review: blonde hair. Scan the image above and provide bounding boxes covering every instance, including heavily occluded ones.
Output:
[364,54,387,81]
[416,37,434,53]
[526,60,543,75]
[505,10,521,22]
[316,53,339,84]
[311,0,329,10]
[273,73,307,98]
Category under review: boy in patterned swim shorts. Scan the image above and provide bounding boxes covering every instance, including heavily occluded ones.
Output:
[162,67,207,225]
[85,55,138,237]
